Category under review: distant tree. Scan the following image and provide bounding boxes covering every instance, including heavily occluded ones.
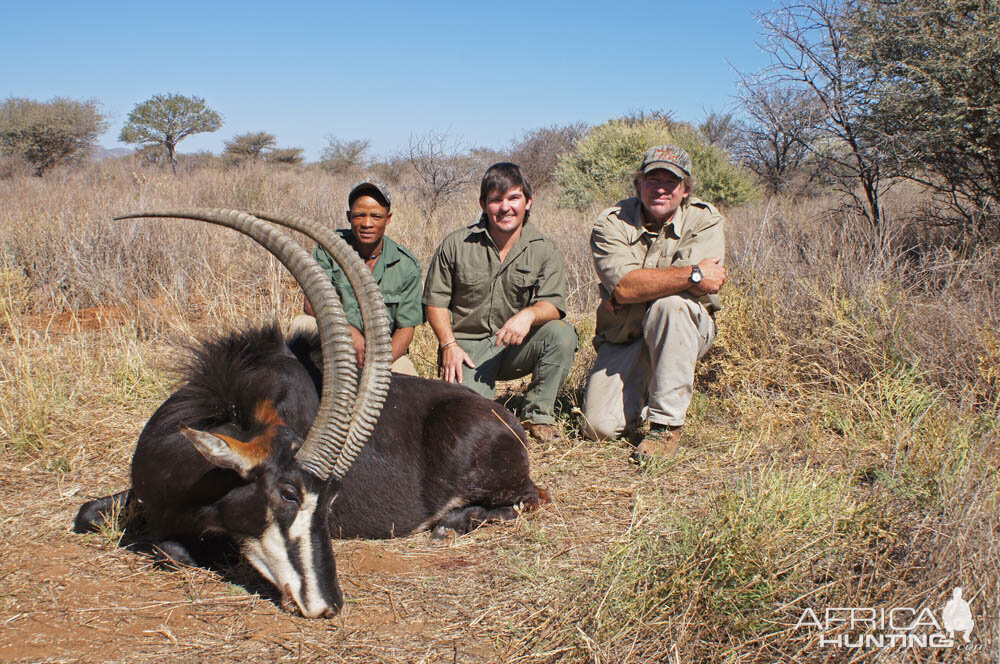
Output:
[698,111,740,154]
[223,131,276,165]
[406,130,477,219]
[135,144,169,166]
[320,137,370,174]
[847,0,1000,241]
[120,93,222,174]
[0,97,107,176]
[734,85,820,195]
[509,122,588,188]
[266,147,304,165]
[751,0,892,241]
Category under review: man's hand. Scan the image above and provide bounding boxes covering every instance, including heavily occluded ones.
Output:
[349,326,365,369]
[440,345,476,384]
[689,256,726,296]
[495,309,535,346]
[602,297,624,314]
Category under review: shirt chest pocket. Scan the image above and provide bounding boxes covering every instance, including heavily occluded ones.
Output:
[504,266,538,309]
[455,263,490,304]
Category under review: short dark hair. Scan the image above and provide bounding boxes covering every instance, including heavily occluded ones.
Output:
[479,162,532,205]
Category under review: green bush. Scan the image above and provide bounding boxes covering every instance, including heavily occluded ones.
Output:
[555,118,758,210]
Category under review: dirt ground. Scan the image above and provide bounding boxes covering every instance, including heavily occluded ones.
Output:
[0,332,667,664]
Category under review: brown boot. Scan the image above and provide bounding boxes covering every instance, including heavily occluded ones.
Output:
[522,421,561,443]
[631,425,681,464]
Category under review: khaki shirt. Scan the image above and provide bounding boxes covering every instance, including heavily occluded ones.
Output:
[423,219,568,340]
[591,196,725,345]
[314,230,423,334]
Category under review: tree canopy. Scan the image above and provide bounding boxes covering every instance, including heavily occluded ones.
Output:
[847,0,1000,240]
[120,93,222,174]
[0,97,107,176]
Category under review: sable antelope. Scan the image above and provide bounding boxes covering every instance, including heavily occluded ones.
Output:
[74,209,547,618]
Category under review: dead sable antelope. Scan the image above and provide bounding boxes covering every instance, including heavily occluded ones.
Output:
[74,209,547,618]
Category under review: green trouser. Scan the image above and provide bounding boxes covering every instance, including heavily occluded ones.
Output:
[456,319,577,425]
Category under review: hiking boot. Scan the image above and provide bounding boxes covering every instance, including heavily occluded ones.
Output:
[522,421,561,443]
[630,424,681,465]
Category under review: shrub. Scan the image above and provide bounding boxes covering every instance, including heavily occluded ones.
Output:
[508,122,588,189]
[555,118,758,210]
[0,97,107,176]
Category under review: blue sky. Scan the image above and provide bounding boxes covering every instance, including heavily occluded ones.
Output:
[1,1,775,161]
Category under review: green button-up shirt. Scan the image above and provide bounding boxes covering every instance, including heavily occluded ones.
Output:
[423,219,568,341]
[591,196,725,345]
[314,230,423,334]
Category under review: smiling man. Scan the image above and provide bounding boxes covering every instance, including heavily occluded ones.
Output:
[581,145,727,462]
[298,178,422,375]
[423,162,577,442]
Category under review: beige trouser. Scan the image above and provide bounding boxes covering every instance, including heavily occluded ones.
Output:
[581,295,715,440]
[289,314,419,376]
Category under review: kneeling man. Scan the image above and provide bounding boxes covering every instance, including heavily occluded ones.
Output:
[423,163,577,442]
[582,145,727,461]
[297,178,422,375]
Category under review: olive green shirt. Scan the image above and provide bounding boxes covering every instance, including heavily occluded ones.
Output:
[314,230,423,334]
[591,196,725,345]
[423,219,568,341]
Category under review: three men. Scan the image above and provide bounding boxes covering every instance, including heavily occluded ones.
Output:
[299,178,423,375]
[423,163,577,442]
[581,145,727,461]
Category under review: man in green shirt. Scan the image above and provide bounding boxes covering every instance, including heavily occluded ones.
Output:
[582,145,727,462]
[296,178,423,375]
[423,163,577,443]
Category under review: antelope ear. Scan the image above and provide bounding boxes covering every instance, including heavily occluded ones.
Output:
[180,424,260,479]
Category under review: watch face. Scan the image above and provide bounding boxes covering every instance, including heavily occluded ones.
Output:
[691,267,702,283]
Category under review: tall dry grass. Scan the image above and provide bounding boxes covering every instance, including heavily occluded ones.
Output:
[2,160,998,662]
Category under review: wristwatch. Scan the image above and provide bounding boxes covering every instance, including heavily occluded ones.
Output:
[689,265,703,285]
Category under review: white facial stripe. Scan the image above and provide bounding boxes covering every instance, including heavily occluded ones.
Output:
[241,492,331,618]
[289,492,324,617]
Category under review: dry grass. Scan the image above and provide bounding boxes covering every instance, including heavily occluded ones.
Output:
[1,162,998,663]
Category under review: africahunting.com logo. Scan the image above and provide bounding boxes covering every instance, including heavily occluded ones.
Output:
[795,587,985,652]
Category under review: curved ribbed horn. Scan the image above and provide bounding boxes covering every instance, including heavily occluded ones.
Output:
[250,212,392,479]
[114,209,358,480]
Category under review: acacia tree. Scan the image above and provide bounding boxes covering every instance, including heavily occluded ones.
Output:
[734,84,820,195]
[847,0,1000,242]
[406,130,477,220]
[698,111,740,154]
[320,137,370,174]
[223,131,276,165]
[751,0,892,243]
[508,122,588,188]
[0,97,107,176]
[120,93,222,174]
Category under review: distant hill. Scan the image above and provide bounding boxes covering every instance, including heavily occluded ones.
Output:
[90,146,133,161]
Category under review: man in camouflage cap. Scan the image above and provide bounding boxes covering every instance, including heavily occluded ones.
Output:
[295,178,423,375]
[581,145,727,462]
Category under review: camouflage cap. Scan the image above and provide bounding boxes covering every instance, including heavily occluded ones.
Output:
[639,144,692,178]
[348,178,391,210]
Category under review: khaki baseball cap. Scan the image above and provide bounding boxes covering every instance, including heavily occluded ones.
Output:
[348,178,391,210]
[639,144,692,178]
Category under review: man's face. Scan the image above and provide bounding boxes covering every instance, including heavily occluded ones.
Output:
[481,186,532,236]
[638,169,689,225]
[347,195,391,252]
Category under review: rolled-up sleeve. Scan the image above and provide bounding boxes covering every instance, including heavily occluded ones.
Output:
[394,257,424,328]
[591,209,640,295]
[422,238,455,308]
[531,244,568,316]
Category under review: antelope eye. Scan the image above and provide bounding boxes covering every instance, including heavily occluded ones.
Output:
[279,485,300,504]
